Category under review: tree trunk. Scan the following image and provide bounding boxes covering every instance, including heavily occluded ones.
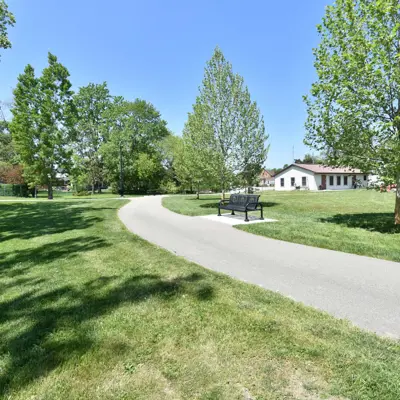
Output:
[119,142,124,197]
[196,183,200,199]
[91,182,95,195]
[48,180,53,200]
[395,174,400,225]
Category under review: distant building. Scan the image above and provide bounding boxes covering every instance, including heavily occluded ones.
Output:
[259,169,275,186]
[274,164,374,191]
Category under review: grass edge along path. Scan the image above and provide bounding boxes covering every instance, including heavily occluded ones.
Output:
[0,199,399,399]
[162,191,400,262]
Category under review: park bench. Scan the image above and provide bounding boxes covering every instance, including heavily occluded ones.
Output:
[218,194,264,222]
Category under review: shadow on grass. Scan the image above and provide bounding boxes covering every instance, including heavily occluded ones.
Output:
[0,236,109,277]
[199,201,279,210]
[320,213,400,234]
[0,202,110,243]
[0,271,214,396]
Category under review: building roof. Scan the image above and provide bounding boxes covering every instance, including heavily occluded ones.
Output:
[275,164,364,177]
[260,169,275,178]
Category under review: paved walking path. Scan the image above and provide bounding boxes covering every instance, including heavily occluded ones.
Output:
[119,196,400,338]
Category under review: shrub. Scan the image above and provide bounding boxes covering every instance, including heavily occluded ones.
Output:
[73,191,91,197]
[159,180,179,194]
[0,183,29,197]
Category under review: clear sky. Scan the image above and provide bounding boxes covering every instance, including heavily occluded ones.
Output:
[1,0,330,168]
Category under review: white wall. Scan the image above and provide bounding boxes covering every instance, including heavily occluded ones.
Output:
[325,173,369,190]
[275,167,372,191]
[275,166,317,191]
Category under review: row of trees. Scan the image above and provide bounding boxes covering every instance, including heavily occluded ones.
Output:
[1,1,270,199]
[7,54,170,198]
[3,48,269,199]
[1,1,269,199]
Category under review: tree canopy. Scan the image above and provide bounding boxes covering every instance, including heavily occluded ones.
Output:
[183,47,269,197]
[0,0,15,58]
[304,0,400,223]
[10,53,75,198]
[73,82,111,193]
[101,97,169,194]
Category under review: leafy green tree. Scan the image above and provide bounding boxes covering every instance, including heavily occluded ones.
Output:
[135,152,164,191]
[10,53,75,199]
[304,0,400,224]
[295,153,325,164]
[0,120,17,162]
[101,97,169,194]
[0,0,15,58]
[185,47,268,197]
[73,82,111,194]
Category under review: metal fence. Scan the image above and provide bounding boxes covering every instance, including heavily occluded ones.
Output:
[0,184,29,197]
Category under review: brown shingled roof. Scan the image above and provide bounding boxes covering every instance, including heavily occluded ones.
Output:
[295,164,363,174]
[275,164,364,176]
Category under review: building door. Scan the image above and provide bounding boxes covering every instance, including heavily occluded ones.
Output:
[321,175,326,190]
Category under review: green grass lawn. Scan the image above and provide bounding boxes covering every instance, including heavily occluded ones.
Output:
[0,191,139,201]
[163,190,400,262]
[1,199,400,399]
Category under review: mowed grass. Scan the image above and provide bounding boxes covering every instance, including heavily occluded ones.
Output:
[163,190,400,262]
[1,200,400,399]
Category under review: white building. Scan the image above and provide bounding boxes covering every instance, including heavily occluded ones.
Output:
[274,164,373,191]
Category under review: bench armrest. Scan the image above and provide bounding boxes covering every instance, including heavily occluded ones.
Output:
[219,199,230,205]
[245,202,262,210]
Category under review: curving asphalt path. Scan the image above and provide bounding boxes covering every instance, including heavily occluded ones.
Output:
[119,196,400,338]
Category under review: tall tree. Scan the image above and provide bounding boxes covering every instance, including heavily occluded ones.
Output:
[10,53,75,199]
[0,120,16,163]
[295,153,325,165]
[101,97,169,194]
[73,82,111,194]
[304,0,400,224]
[185,47,268,197]
[0,0,15,58]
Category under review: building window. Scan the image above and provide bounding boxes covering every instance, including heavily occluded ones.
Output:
[364,175,367,181]
[291,177,295,187]
[280,178,284,187]
[344,176,348,185]
[337,176,341,185]
[302,176,307,186]
[329,176,334,186]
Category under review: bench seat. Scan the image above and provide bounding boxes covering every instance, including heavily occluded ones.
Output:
[218,194,264,222]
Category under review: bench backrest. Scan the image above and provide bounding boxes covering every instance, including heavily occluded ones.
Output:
[229,194,260,210]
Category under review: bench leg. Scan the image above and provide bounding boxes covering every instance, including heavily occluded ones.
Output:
[231,210,235,215]
[218,207,221,216]
[245,211,249,222]
[260,206,264,220]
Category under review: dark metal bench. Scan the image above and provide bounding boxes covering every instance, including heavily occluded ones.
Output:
[218,194,264,222]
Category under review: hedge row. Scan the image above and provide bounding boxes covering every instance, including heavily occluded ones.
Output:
[0,184,29,197]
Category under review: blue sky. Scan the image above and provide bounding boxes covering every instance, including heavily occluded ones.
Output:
[1,0,329,168]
